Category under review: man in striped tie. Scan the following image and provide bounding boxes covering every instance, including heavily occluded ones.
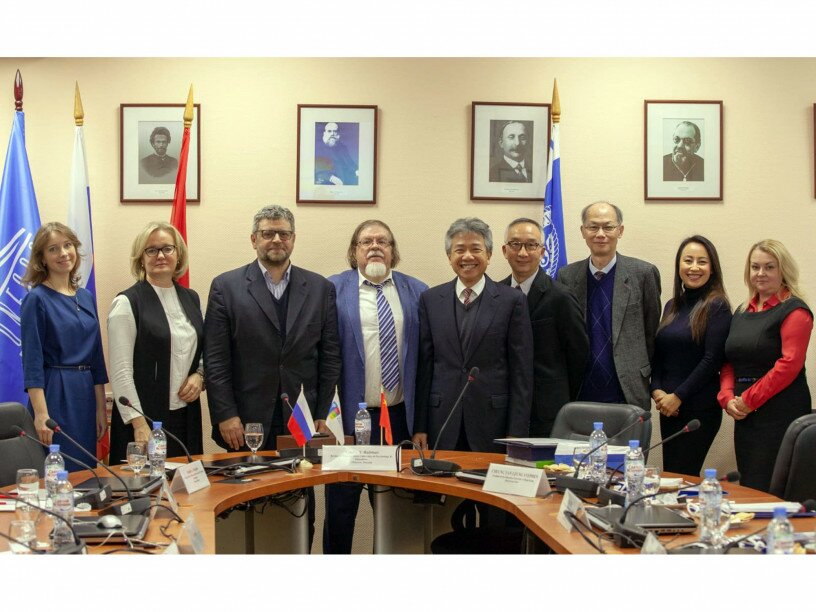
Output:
[323,220,428,554]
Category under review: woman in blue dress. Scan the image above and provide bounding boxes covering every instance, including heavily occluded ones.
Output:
[21,222,108,471]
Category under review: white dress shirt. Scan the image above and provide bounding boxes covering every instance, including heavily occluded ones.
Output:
[589,254,617,277]
[455,275,486,305]
[108,284,199,424]
[510,270,537,295]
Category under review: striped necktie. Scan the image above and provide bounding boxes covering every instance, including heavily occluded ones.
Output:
[364,279,399,391]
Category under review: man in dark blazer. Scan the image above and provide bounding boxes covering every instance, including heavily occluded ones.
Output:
[204,205,341,451]
[556,201,661,411]
[413,217,533,454]
[501,218,589,436]
[323,220,428,554]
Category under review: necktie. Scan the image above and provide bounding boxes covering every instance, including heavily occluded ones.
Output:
[594,271,606,281]
[364,280,399,391]
[463,287,473,307]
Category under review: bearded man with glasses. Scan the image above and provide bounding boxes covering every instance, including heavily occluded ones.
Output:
[556,201,661,411]
[500,218,588,436]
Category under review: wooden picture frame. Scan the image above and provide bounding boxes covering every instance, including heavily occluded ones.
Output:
[296,104,377,204]
[470,101,550,201]
[120,104,201,203]
[644,100,723,201]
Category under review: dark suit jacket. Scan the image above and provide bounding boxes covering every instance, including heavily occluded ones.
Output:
[204,262,341,449]
[556,253,661,410]
[501,269,589,436]
[488,157,532,183]
[414,275,533,452]
[329,269,428,435]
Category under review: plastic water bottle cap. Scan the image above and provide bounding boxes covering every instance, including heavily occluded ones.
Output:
[704,468,717,479]
[56,470,68,480]
[358,402,367,409]
[49,444,60,453]
[153,422,162,429]
[593,422,603,430]
[773,506,788,519]
[628,440,639,448]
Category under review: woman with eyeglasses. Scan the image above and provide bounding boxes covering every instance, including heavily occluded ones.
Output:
[650,235,731,476]
[107,222,205,465]
[718,239,812,492]
[20,222,108,470]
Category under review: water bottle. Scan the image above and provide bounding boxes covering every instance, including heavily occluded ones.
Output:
[624,440,644,508]
[148,422,167,477]
[354,403,371,445]
[52,471,74,547]
[44,444,65,499]
[766,506,794,554]
[588,422,608,483]
[698,468,723,544]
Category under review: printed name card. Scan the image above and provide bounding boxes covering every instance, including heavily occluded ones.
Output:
[178,513,205,554]
[322,446,400,471]
[482,463,551,498]
[557,488,589,533]
[170,460,210,494]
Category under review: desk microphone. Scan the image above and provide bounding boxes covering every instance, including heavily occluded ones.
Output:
[118,396,193,463]
[45,418,151,516]
[612,470,740,548]
[598,418,701,506]
[11,426,113,510]
[412,367,479,476]
[0,492,85,554]
[555,411,652,498]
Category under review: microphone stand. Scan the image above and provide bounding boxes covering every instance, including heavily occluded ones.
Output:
[45,419,152,516]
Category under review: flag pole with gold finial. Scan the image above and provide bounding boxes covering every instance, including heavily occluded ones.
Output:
[170,84,193,287]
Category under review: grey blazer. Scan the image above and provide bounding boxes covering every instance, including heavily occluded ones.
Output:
[556,253,661,410]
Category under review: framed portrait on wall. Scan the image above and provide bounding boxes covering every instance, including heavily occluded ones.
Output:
[471,101,550,201]
[120,103,201,203]
[296,104,377,204]
[644,100,723,201]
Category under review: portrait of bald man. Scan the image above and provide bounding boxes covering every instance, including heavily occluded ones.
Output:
[662,120,704,182]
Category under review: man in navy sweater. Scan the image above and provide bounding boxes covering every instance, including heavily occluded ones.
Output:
[556,201,661,411]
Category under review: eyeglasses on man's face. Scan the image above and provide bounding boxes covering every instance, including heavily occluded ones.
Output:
[582,225,619,235]
[144,245,176,258]
[256,229,294,241]
[357,238,391,248]
[505,241,542,252]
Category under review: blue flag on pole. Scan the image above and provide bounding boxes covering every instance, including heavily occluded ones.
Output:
[542,121,567,278]
[67,124,96,301]
[0,111,41,404]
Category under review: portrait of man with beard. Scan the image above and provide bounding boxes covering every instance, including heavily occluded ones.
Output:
[663,120,704,182]
[489,120,533,183]
[314,121,359,186]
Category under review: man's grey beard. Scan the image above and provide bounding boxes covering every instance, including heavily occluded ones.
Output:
[365,262,387,280]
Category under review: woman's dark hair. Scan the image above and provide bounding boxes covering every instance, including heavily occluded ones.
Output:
[659,235,730,343]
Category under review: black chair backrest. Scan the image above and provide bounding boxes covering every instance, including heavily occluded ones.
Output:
[550,401,652,450]
[0,402,46,487]
[770,412,816,503]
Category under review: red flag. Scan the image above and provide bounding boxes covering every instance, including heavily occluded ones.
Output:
[170,125,190,287]
[380,389,393,445]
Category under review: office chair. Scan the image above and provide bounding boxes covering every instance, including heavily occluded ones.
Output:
[769,412,816,503]
[550,401,652,453]
[0,402,45,487]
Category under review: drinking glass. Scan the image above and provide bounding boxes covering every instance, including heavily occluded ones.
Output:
[642,466,661,502]
[15,469,40,521]
[572,445,591,479]
[126,441,148,477]
[244,423,264,461]
[8,519,36,554]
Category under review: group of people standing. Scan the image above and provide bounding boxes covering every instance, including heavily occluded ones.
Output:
[17,199,812,554]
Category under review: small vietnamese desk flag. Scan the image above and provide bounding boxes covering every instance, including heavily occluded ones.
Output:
[170,85,194,288]
[379,388,393,445]
[0,71,41,406]
[287,386,316,447]
[325,389,345,445]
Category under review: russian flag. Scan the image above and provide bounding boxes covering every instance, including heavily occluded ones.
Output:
[287,387,316,447]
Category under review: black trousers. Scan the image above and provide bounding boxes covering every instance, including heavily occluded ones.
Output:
[322,403,410,554]
[660,406,722,477]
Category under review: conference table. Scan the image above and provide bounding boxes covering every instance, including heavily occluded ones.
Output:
[1,449,811,554]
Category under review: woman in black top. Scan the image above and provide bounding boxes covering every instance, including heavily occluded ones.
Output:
[651,236,731,476]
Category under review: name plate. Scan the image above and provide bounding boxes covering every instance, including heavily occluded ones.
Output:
[322,446,399,471]
[557,488,588,533]
[178,513,205,554]
[170,460,210,494]
[483,463,551,498]
[160,477,180,514]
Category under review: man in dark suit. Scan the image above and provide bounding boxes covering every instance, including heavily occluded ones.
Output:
[413,217,533,454]
[488,121,532,183]
[501,218,589,436]
[556,201,661,411]
[323,220,428,554]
